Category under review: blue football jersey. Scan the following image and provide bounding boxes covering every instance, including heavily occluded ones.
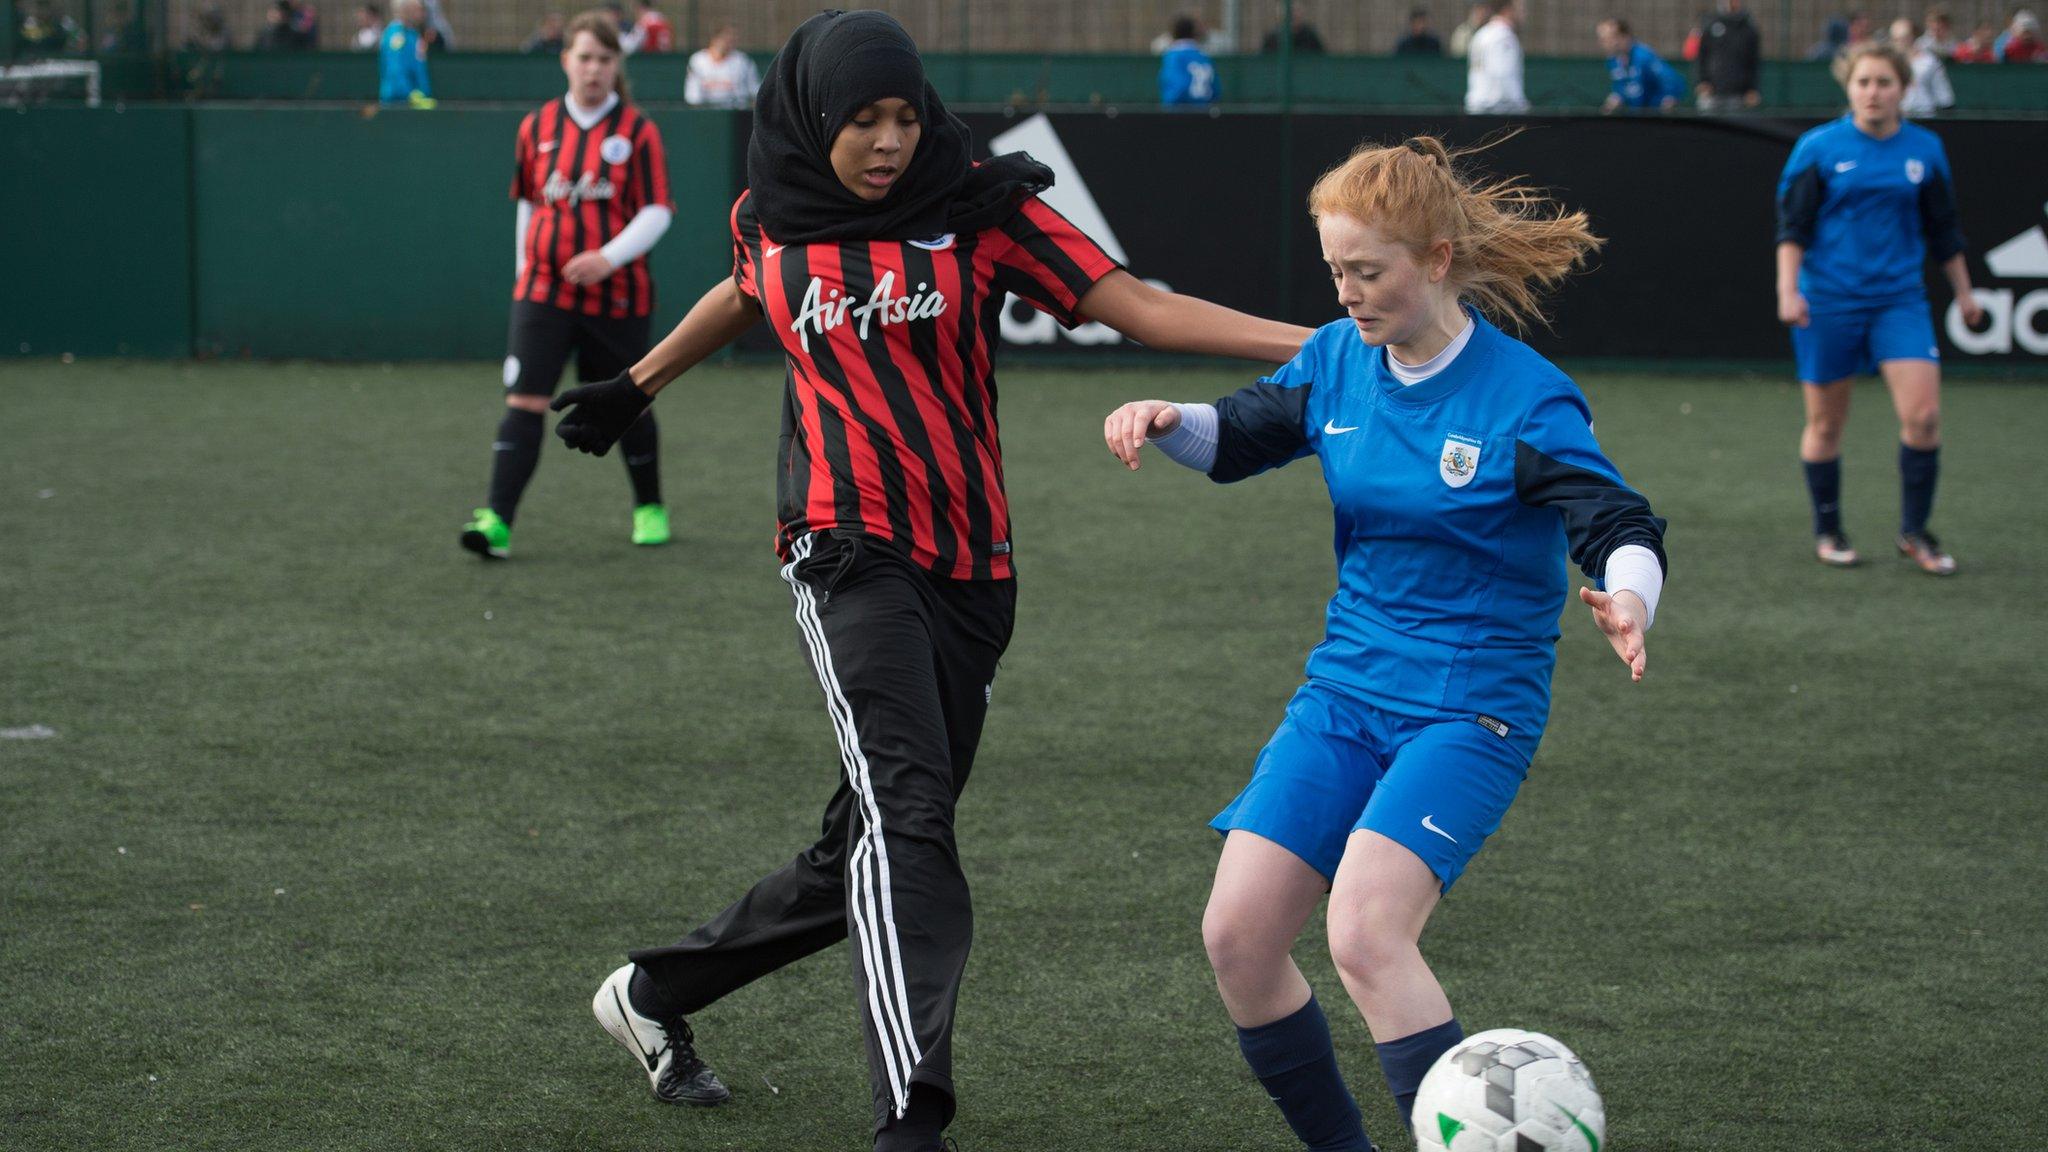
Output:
[1204,312,1666,756]
[1776,116,1966,310]
[1608,41,1684,107]
[1159,42,1218,105]
[379,21,431,102]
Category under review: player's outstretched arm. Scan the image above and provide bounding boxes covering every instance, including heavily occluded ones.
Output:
[1077,271,1312,364]
[1578,586,1649,682]
[551,278,762,456]
[1103,400,1181,470]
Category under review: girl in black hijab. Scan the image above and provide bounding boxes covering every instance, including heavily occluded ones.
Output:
[562,11,1312,1150]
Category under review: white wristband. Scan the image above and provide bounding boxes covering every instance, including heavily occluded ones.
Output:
[1149,402,1219,472]
[1602,543,1664,629]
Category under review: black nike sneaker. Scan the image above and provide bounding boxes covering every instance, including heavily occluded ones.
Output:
[592,963,731,1106]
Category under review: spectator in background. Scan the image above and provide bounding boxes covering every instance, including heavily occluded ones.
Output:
[97,3,149,52]
[1918,7,1957,56]
[523,12,566,55]
[1846,11,1876,49]
[1696,0,1762,110]
[258,1,317,50]
[379,0,434,107]
[1160,15,1220,106]
[1894,17,1955,114]
[1465,0,1529,112]
[1395,8,1443,56]
[684,25,761,107]
[1448,2,1490,57]
[622,1,675,54]
[1598,18,1685,112]
[1807,16,1851,59]
[1952,19,1998,60]
[1261,4,1326,54]
[421,0,453,52]
[1999,11,2044,60]
[354,4,384,50]
[186,5,231,51]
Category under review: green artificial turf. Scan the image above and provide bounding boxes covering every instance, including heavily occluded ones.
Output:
[3,361,2043,1150]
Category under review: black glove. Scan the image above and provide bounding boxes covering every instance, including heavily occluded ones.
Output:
[549,371,652,456]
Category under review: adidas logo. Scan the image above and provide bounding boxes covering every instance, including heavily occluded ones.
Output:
[1947,205,2048,356]
[989,114,1174,348]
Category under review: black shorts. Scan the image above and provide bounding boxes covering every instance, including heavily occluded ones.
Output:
[502,300,653,397]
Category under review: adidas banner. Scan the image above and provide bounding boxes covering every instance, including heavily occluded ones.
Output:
[728,112,2046,364]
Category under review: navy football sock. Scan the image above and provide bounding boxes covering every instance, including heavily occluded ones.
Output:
[1899,443,1939,536]
[620,410,662,507]
[1376,1018,1464,1133]
[1236,995,1373,1152]
[487,408,545,524]
[626,963,678,1018]
[1802,457,1843,536]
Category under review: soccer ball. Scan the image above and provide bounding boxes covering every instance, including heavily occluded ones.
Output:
[1411,1028,1606,1152]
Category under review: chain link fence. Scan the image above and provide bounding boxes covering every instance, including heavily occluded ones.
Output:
[3,0,2030,63]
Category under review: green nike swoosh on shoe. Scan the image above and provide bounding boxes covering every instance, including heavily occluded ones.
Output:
[460,507,510,559]
[632,504,671,547]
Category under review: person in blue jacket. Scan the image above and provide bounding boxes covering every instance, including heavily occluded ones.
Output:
[1159,15,1218,106]
[1776,43,1983,574]
[1597,17,1684,111]
[378,0,434,107]
[1102,136,1666,1152]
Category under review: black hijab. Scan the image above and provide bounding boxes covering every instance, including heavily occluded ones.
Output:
[745,9,1052,246]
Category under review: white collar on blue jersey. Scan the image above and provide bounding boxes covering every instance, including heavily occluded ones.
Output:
[1386,313,1477,386]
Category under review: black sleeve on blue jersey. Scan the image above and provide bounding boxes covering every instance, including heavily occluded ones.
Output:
[1776,164,1822,248]
[1209,379,1315,484]
[1917,170,1967,263]
[1514,442,1669,579]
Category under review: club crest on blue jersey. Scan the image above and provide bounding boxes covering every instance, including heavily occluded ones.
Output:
[1440,433,1483,488]
[1905,158,1925,185]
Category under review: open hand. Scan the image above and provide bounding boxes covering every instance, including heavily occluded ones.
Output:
[1102,400,1180,470]
[1580,586,1648,682]
[563,250,616,285]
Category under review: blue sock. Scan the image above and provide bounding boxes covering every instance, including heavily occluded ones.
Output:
[1376,1018,1464,1133]
[1899,444,1939,536]
[1802,457,1843,536]
[1235,995,1373,1152]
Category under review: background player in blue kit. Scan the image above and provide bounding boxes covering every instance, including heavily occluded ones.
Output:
[1159,16,1218,107]
[378,0,434,108]
[1776,43,1984,574]
[1596,17,1685,112]
[1102,137,1667,1152]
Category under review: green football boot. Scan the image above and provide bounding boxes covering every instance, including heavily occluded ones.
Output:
[460,508,511,560]
[632,504,671,547]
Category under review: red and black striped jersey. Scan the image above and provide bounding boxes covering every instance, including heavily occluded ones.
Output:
[732,190,1119,581]
[511,98,673,318]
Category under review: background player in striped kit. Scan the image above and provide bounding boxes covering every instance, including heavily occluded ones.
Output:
[459,11,674,560]
[1103,137,1666,1152]
[551,11,1313,1150]
[1776,42,1983,575]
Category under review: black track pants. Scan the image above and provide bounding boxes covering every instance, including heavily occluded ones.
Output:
[631,530,1015,1129]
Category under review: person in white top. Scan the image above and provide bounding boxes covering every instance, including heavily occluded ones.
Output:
[683,25,761,108]
[1465,0,1530,113]
[1893,17,1954,117]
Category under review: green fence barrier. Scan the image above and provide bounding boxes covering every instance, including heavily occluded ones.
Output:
[3,104,734,359]
[79,50,2048,115]
[1,105,192,357]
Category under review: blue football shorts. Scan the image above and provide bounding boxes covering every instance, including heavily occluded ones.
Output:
[1793,296,1940,385]
[1209,679,1532,892]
